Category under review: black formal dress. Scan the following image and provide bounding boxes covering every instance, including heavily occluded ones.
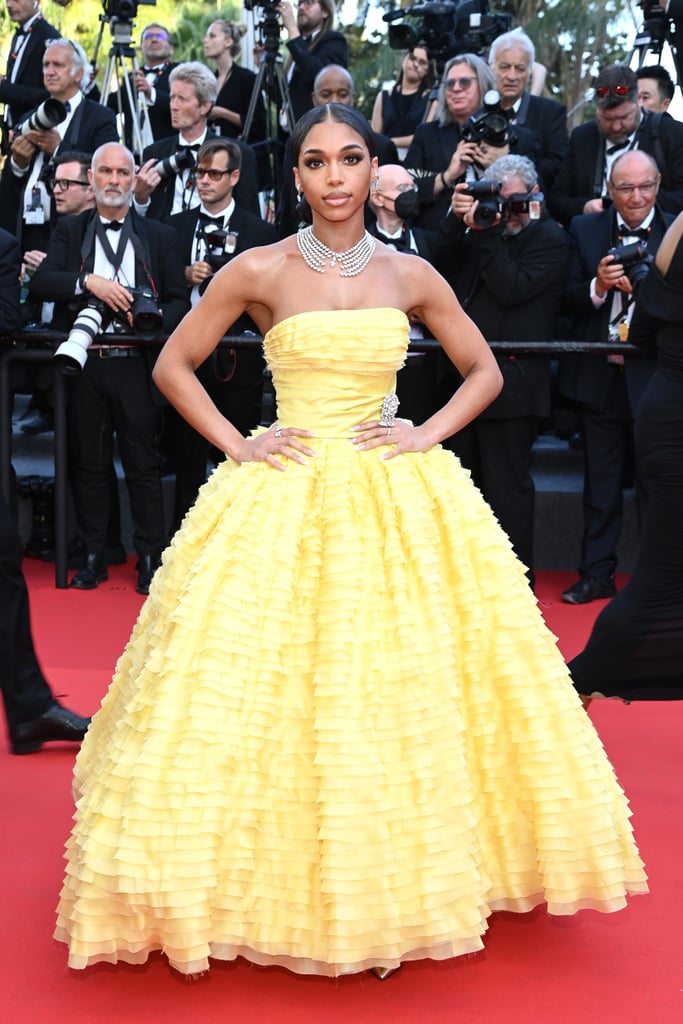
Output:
[167,204,276,530]
[404,120,541,231]
[212,64,266,144]
[434,212,570,573]
[0,14,61,126]
[549,110,683,226]
[569,233,683,700]
[140,134,261,221]
[377,86,431,143]
[28,209,190,563]
[559,206,673,582]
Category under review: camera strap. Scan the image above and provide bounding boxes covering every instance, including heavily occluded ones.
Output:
[81,213,158,298]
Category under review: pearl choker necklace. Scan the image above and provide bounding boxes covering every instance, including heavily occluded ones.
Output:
[296,226,376,277]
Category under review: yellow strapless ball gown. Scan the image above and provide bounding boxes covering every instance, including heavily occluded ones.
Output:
[55,309,647,977]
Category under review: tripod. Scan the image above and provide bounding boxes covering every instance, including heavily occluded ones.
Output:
[627,3,683,89]
[242,8,296,212]
[94,15,154,161]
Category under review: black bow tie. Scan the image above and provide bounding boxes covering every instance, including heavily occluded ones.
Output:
[198,213,224,228]
[101,219,124,231]
[618,224,649,241]
[374,227,408,252]
[606,139,630,156]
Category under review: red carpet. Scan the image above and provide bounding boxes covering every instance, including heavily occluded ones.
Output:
[1,563,681,1023]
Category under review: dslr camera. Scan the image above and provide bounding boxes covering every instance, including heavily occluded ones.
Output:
[461,90,512,148]
[54,288,162,374]
[19,98,67,137]
[606,241,653,291]
[462,180,543,228]
[197,224,239,273]
[154,146,196,179]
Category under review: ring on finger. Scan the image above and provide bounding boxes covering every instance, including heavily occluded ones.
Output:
[275,424,282,438]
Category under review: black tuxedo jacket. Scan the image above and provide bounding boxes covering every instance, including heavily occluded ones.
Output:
[0,227,22,334]
[0,17,61,125]
[558,205,673,411]
[285,31,349,123]
[436,212,570,418]
[512,92,568,190]
[404,119,541,231]
[28,207,189,336]
[169,204,276,386]
[0,98,119,238]
[549,110,683,225]
[140,134,261,221]
[107,61,178,151]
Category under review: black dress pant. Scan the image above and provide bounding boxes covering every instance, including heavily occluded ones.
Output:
[0,489,53,731]
[68,353,166,559]
[578,365,647,579]
[444,415,539,573]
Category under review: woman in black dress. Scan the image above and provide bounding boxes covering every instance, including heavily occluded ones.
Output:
[203,20,266,145]
[370,46,435,159]
[570,213,683,703]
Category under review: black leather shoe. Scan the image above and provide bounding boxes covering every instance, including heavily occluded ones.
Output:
[70,553,108,590]
[562,576,617,604]
[10,702,91,754]
[136,553,162,595]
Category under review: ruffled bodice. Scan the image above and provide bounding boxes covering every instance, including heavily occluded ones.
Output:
[264,308,407,436]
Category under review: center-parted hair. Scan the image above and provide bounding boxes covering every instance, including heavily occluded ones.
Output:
[290,104,376,167]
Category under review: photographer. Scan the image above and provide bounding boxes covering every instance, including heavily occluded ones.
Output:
[404,53,539,231]
[0,0,61,130]
[269,0,348,124]
[134,62,260,222]
[28,143,189,594]
[168,138,276,529]
[0,39,118,249]
[107,22,178,150]
[434,154,569,584]
[558,150,674,604]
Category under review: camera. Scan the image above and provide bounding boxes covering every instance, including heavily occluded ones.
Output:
[128,287,162,335]
[102,0,156,20]
[462,179,502,225]
[197,224,239,273]
[19,98,67,137]
[54,301,107,375]
[244,0,280,10]
[383,1,512,67]
[153,146,196,179]
[606,241,653,291]
[461,90,511,148]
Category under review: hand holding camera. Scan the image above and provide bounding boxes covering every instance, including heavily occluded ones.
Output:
[596,241,653,298]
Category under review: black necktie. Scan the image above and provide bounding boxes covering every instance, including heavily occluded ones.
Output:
[618,224,649,241]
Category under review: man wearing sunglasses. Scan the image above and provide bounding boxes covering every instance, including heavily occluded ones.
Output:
[168,137,276,531]
[549,63,683,226]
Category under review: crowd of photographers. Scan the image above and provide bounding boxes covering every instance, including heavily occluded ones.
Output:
[2,0,683,612]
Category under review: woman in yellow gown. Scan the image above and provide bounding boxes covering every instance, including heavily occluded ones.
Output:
[55,104,647,979]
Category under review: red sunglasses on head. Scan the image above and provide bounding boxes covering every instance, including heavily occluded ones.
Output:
[595,84,631,99]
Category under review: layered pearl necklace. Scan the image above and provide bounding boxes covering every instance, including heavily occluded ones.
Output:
[296,226,376,277]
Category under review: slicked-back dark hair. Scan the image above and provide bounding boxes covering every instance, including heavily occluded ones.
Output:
[290,104,376,168]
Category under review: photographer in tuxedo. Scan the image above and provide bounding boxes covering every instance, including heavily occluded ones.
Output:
[107,22,178,151]
[28,143,189,595]
[168,137,276,530]
[434,154,570,584]
[559,150,674,604]
[0,38,118,247]
[272,0,348,124]
[0,0,60,130]
[133,62,260,222]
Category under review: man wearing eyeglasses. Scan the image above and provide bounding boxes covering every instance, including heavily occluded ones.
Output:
[549,63,683,227]
[106,23,178,153]
[167,137,276,531]
[558,149,674,604]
